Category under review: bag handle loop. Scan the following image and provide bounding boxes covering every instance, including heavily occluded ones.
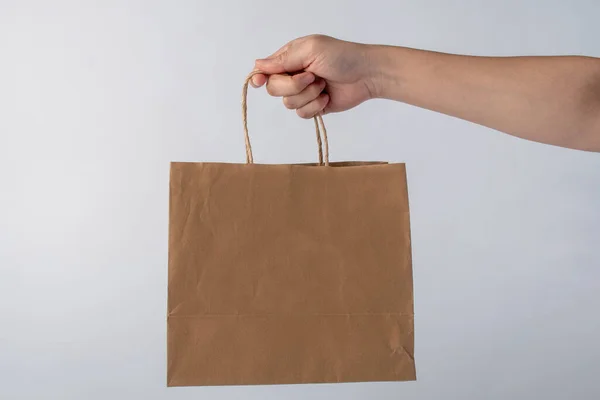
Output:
[242,71,329,166]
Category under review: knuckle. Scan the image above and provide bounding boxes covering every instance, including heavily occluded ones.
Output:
[312,81,325,95]
[282,97,295,109]
[293,80,306,92]
[307,34,323,43]
[296,108,311,119]
[276,49,289,63]
[266,80,281,96]
[306,34,328,50]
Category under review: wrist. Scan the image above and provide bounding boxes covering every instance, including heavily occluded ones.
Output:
[364,44,403,100]
[364,44,421,102]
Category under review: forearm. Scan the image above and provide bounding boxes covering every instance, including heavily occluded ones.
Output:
[368,45,600,152]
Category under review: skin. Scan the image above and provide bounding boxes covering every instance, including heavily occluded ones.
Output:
[252,35,600,152]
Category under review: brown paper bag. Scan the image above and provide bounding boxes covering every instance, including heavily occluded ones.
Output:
[167,72,415,386]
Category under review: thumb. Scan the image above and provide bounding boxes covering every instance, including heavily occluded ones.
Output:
[254,41,312,74]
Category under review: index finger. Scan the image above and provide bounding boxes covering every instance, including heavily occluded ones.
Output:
[250,73,268,88]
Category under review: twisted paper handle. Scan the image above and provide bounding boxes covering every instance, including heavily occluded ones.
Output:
[242,71,329,166]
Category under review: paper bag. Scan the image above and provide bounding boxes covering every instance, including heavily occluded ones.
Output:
[167,72,415,386]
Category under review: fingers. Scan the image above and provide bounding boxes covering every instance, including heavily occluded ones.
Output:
[296,93,330,119]
[282,79,327,109]
[266,72,315,96]
[254,37,314,74]
[258,72,328,118]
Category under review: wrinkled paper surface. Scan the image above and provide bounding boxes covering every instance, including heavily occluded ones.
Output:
[167,162,415,386]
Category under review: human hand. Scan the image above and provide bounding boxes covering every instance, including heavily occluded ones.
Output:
[251,35,378,118]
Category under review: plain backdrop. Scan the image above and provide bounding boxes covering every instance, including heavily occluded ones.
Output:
[1,0,599,399]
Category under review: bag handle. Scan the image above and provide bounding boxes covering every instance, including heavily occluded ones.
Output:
[242,70,330,166]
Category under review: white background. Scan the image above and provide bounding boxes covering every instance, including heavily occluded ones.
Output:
[1,0,599,399]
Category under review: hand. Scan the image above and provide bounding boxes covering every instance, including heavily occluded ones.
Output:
[252,35,377,118]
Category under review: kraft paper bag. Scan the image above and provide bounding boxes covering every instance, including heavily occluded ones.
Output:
[167,72,415,386]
